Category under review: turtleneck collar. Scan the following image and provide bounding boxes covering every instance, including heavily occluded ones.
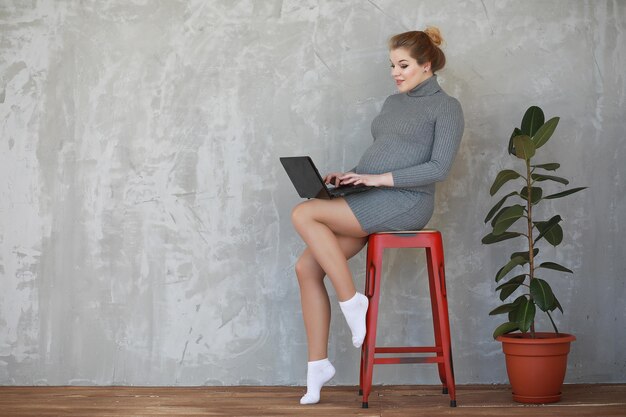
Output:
[406,75,441,97]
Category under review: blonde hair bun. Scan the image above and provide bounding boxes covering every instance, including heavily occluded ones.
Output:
[388,28,447,72]
[424,26,443,46]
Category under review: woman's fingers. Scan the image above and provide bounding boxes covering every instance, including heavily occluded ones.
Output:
[340,177,359,186]
[324,172,343,185]
[339,173,359,184]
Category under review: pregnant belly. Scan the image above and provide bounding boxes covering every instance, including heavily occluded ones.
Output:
[357,136,430,174]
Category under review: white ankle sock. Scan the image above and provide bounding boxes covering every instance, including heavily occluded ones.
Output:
[300,358,336,405]
[339,292,369,348]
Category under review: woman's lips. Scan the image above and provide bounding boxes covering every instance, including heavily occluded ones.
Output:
[395,79,404,86]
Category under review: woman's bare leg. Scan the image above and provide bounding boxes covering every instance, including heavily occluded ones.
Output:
[296,235,367,361]
[294,223,367,405]
[291,198,368,301]
[292,198,370,404]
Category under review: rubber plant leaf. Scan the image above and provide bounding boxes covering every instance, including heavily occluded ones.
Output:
[521,106,545,136]
[484,191,518,223]
[513,135,535,160]
[531,173,569,185]
[538,261,573,274]
[530,278,555,312]
[481,231,523,245]
[544,187,587,200]
[495,256,527,282]
[532,163,560,171]
[532,117,560,149]
[520,186,543,205]
[493,322,520,339]
[493,205,525,235]
[514,298,536,333]
[496,274,527,301]
[490,170,521,196]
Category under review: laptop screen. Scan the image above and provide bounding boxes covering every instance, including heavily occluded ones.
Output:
[280,156,330,199]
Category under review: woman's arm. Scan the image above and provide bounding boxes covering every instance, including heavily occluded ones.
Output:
[391,98,464,188]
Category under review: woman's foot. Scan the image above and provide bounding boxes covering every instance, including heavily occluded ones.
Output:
[339,292,369,348]
[300,358,336,405]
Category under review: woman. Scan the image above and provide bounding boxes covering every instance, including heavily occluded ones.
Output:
[291,27,464,405]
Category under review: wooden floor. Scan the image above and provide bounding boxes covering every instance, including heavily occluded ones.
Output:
[0,384,625,416]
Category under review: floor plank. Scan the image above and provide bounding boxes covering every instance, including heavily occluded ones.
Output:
[0,384,624,416]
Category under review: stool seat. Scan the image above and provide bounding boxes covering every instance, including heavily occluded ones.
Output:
[359,230,456,408]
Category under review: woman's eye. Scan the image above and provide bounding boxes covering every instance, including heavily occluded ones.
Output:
[400,65,408,69]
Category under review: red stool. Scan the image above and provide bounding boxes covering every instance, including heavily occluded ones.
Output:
[359,230,456,408]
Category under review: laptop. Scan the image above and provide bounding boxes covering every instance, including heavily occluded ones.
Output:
[280,156,372,199]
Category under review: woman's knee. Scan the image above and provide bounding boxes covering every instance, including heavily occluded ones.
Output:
[295,252,323,285]
[291,201,309,223]
[291,201,315,229]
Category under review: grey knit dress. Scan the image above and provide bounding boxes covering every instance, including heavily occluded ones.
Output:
[344,75,464,233]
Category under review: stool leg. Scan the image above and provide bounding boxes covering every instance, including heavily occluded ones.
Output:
[360,241,383,409]
[359,347,364,396]
[359,266,371,396]
[431,240,456,407]
[426,247,447,391]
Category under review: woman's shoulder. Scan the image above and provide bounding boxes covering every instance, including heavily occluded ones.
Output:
[378,92,405,112]
[433,89,463,116]
[383,92,403,104]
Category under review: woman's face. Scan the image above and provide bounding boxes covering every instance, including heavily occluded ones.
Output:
[389,48,431,93]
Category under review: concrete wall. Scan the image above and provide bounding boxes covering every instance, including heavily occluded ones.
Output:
[1,0,624,386]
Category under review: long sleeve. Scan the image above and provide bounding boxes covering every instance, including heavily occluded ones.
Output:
[391,98,464,188]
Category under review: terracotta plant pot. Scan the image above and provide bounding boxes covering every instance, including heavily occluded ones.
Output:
[496,332,576,403]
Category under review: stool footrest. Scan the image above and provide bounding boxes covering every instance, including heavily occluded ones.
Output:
[374,357,443,365]
[375,346,442,354]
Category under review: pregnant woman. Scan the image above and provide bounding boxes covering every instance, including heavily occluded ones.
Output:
[290,27,464,405]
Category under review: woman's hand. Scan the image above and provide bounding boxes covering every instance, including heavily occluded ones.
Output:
[338,172,394,187]
[324,172,346,186]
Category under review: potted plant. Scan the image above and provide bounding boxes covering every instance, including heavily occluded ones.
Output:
[482,105,586,403]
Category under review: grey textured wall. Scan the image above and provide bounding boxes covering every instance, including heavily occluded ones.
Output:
[1,0,624,386]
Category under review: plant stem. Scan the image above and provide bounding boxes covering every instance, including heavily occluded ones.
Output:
[526,158,536,338]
